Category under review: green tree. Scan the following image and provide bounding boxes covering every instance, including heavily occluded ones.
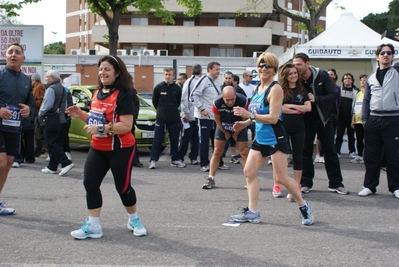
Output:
[1,0,202,55]
[87,0,203,55]
[238,0,345,40]
[0,0,22,24]
[361,0,399,34]
[44,41,65,54]
[0,0,41,17]
[361,12,389,34]
[387,0,399,30]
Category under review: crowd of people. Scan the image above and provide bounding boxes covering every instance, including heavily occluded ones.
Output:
[1,41,399,238]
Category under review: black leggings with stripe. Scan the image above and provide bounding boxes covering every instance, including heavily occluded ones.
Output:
[83,145,137,209]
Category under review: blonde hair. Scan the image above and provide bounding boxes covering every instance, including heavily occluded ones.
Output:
[255,52,279,75]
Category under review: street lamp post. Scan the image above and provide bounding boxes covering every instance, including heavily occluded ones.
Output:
[51,31,58,43]
[51,31,58,54]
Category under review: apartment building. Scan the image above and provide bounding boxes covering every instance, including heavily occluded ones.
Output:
[66,0,326,57]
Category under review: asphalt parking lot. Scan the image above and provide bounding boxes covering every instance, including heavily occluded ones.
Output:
[0,144,398,267]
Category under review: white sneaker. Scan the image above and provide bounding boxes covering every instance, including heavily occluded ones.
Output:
[267,157,272,165]
[12,162,20,168]
[200,165,209,172]
[149,160,157,169]
[358,187,373,197]
[65,152,72,160]
[70,220,103,239]
[59,163,74,176]
[46,155,50,162]
[394,190,399,199]
[127,217,147,236]
[350,156,364,164]
[41,167,57,174]
[349,152,357,159]
[171,160,186,168]
[314,154,324,163]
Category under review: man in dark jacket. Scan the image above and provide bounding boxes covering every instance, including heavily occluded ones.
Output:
[149,67,185,169]
[293,53,348,195]
[31,73,47,157]
[0,43,32,215]
[39,70,74,176]
[12,95,36,167]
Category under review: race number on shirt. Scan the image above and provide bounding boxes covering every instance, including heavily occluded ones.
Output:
[86,110,107,138]
[2,104,21,127]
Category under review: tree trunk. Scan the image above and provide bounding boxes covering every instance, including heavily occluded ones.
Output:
[107,10,121,56]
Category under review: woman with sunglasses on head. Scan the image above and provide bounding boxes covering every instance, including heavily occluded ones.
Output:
[230,52,314,226]
[66,55,147,239]
[271,64,311,202]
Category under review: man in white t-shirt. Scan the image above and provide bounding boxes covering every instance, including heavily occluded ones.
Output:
[239,70,255,99]
[239,70,256,140]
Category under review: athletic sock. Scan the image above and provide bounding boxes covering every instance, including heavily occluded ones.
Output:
[128,212,138,220]
[88,216,100,227]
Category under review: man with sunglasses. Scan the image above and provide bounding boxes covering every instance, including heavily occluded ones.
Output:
[240,70,255,99]
[293,53,348,195]
[359,43,399,199]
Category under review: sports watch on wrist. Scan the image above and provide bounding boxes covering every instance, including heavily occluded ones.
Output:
[97,124,104,133]
[250,113,256,121]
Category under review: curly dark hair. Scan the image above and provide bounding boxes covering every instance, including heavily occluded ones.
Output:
[278,63,306,102]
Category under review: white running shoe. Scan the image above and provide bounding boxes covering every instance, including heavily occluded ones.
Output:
[59,163,74,176]
[149,160,157,169]
[314,154,324,163]
[358,187,373,197]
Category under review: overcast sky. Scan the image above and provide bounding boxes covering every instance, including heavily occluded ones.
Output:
[13,0,393,46]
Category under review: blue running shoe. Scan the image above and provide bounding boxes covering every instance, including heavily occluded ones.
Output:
[0,201,15,215]
[231,207,260,223]
[299,200,314,226]
[70,220,103,239]
[127,217,147,236]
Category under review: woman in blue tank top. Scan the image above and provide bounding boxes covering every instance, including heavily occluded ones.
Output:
[229,52,314,226]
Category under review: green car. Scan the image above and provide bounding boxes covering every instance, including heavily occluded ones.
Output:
[68,86,169,151]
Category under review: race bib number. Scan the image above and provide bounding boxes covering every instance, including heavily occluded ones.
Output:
[86,110,107,138]
[354,102,362,114]
[248,101,261,114]
[2,104,21,127]
[222,122,234,132]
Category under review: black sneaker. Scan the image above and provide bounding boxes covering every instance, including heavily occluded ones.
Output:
[230,156,240,164]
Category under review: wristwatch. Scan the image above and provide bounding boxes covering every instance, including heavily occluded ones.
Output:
[97,124,104,133]
[250,113,256,121]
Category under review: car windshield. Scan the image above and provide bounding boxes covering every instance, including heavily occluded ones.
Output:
[138,97,150,107]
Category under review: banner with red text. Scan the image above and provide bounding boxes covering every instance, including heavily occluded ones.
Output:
[0,25,44,76]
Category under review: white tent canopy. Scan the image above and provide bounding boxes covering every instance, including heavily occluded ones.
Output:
[294,12,399,59]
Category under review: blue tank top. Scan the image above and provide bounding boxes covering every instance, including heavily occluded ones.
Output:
[249,88,283,145]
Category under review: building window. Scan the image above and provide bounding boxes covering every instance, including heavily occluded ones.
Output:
[210,47,242,57]
[183,47,194,56]
[219,17,235,27]
[183,18,194,26]
[132,17,148,26]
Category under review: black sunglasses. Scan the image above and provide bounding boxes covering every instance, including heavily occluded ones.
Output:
[379,51,393,56]
[259,63,273,69]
